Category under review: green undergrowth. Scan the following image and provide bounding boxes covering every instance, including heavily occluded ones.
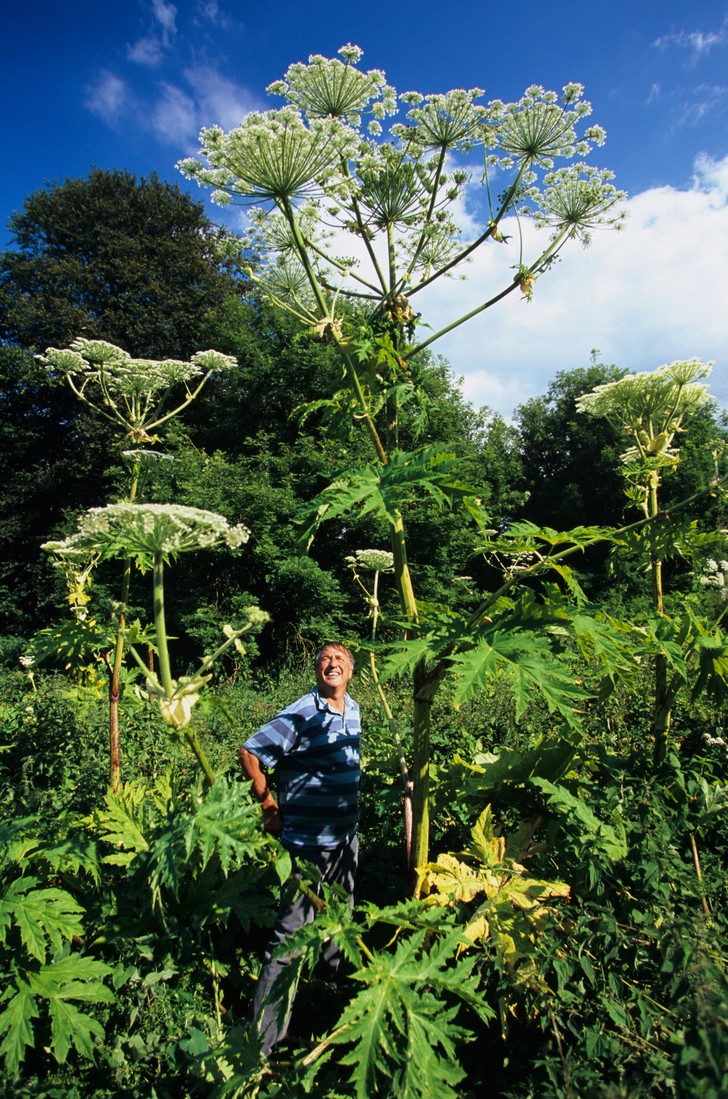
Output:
[1,664,726,1097]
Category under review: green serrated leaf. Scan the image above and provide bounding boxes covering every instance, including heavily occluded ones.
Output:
[299,447,471,550]
[448,629,589,726]
[87,781,151,865]
[532,778,628,860]
[330,927,492,1098]
[0,979,39,1076]
[45,997,106,1064]
[1,879,85,963]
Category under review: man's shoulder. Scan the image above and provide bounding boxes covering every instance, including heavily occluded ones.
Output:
[286,689,318,715]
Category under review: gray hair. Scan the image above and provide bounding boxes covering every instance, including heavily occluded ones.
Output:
[314,642,355,672]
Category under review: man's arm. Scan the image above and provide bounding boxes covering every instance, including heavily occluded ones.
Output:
[238,747,282,836]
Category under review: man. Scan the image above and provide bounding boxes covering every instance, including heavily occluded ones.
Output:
[239,642,360,1056]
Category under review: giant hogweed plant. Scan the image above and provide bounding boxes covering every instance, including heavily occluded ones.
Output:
[38,339,238,792]
[577,359,728,766]
[42,502,266,785]
[180,45,629,882]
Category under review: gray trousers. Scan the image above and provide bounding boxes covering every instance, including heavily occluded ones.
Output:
[250,835,358,1056]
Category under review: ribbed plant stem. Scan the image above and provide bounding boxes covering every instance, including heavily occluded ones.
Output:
[108,457,140,792]
[153,551,216,785]
[648,472,671,767]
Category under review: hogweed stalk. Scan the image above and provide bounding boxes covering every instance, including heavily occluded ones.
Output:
[578,359,716,765]
[180,45,627,881]
[41,340,238,790]
[346,550,415,864]
[43,504,261,785]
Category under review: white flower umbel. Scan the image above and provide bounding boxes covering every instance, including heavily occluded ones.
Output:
[576,360,714,464]
[44,503,250,568]
[41,339,237,444]
[269,45,396,126]
[178,45,626,362]
[346,548,395,625]
[179,107,353,206]
[41,341,239,792]
[347,548,395,572]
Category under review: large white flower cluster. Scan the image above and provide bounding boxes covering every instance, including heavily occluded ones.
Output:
[41,339,238,444]
[178,44,626,344]
[44,503,251,564]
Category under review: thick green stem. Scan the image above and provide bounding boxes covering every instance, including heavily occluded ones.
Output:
[410,693,431,889]
[153,552,175,697]
[386,223,397,294]
[282,197,390,465]
[408,280,521,358]
[108,457,140,792]
[183,725,217,786]
[339,348,389,465]
[647,472,671,766]
[408,226,573,359]
[387,512,431,890]
[152,550,216,785]
[390,512,418,626]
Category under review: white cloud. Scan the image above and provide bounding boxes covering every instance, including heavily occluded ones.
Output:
[84,71,131,127]
[415,153,728,417]
[147,67,257,148]
[654,20,728,62]
[127,0,178,67]
[127,36,165,67]
[695,150,728,193]
[197,0,230,28]
[183,66,257,130]
[152,0,177,42]
[151,82,197,145]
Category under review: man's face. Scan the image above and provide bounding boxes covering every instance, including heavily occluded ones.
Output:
[315,645,354,697]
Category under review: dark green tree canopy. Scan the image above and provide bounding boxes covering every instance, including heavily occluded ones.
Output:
[515,361,628,530]
[0,168,241,358]
[0,170,245,644]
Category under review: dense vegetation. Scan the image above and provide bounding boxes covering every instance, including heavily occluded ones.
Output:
[2,57,727,1096]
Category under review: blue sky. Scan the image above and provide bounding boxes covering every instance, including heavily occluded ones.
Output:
[3,0,728,417]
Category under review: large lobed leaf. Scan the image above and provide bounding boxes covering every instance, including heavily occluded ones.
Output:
[447,628,591,726]
[0,954,114,1075]
[328,927,492,1099]
[0,877,85,964]
[299,447,470,549]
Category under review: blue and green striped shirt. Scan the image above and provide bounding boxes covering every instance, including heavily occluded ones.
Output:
[243,688,361,851]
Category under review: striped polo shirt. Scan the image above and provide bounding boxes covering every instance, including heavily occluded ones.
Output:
[243,688,361,851]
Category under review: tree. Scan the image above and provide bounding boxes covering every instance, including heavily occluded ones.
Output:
[0,168,240,358]
[0,171,242,646]
[515,359,627,530]
[179,44,627,881]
